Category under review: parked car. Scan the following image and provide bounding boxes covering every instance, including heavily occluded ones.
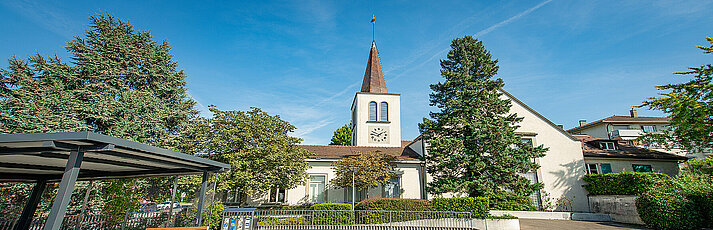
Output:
[138,202,158,213]
[157,201,180,210]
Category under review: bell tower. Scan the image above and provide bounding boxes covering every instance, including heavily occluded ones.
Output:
[351,41,401,147]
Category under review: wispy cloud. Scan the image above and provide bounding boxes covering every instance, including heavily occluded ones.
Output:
[389,0,555,82]
[2,0,78,39]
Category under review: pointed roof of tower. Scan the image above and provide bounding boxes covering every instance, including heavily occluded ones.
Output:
[361,41,388,93]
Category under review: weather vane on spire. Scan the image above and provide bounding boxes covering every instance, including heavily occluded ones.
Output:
[371,15,375,42]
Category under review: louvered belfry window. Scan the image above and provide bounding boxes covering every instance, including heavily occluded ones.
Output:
[369,101,377,121]
[380,102,388,121]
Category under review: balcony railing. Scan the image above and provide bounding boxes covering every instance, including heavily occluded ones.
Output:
[610,129,644,140]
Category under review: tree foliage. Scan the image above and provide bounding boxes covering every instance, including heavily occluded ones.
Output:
[329,124,352,146]
[0,13,198,217]
[640,37,713,152]
[419,36,547,201]
[331,152,396,190]
[191,107,311,202]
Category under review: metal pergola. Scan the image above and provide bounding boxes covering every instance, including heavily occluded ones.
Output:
[0,132,231,230]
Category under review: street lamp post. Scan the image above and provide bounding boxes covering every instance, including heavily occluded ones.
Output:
[349,167,359,210]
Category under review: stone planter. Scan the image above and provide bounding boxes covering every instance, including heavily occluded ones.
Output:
[588,195,643,225]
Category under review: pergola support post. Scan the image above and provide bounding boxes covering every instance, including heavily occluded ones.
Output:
[168,176,178,227]
[14,179,47,230]
[43,150,84,230]
[195,171,209,226]
[75,180,94,230]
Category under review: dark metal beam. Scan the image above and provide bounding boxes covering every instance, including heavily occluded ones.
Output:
[15,179,47,230]
[39,152,162,171]
[44,150,83,230]
[195,171,209,226]
[98,150,207,171]
[0,162,103,175]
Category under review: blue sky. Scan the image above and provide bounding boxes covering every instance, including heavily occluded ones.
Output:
[1,0,712,145]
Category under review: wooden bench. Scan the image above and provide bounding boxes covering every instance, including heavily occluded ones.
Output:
[145,227,208,230]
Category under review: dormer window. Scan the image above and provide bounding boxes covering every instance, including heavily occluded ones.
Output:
[600,142,616,150]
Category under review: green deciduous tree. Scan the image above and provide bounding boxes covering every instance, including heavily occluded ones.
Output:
[640,37,713,153]
[190,107,311,205]
[329,124,352,146]
[419,36,547,205]
[330,152,396,193]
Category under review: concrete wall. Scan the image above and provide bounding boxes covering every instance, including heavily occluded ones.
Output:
[589,195,643,225]
[584,157,680,177]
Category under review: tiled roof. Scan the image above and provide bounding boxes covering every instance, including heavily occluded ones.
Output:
[572,135,687,161]
[361,41,388,93]
[298,144,421,160]
[568,116,671,132]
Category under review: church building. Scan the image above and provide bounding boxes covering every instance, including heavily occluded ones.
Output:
[239,40,593,212]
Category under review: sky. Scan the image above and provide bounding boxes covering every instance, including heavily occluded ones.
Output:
[1,0,713,145]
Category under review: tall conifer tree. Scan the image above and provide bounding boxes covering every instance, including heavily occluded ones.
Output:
[419,36,547,207]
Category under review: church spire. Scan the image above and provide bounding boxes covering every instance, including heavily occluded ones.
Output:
[361,41,387,93]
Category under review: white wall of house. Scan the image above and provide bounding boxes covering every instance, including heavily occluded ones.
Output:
[504,91,590,212]
[264,160,424,206]
[584,157,681,177]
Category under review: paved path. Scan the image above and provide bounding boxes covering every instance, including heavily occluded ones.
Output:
[520,219,649,230]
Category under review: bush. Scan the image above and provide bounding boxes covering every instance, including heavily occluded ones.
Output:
[311,203,352,210]
[355,198,433,211]
[636,175,713,229]
[433,197,489,218]
[583,172,669,195]
[489,192,537,211]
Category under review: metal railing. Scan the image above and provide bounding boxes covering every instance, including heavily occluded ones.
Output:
[222,210,480,230]
[0,212,171,230]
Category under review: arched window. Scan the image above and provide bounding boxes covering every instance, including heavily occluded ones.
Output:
[380,102,388,121]
[369,101,377,121]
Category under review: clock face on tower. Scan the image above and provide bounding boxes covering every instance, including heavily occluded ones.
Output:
[368,126,389,144]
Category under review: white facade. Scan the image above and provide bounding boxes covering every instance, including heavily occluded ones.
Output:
[351,92,402,147]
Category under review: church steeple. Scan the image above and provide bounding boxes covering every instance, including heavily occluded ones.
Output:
[361,41,387,93]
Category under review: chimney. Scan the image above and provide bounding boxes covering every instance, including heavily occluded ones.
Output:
[579,120,587,127]
[630,108,638,118]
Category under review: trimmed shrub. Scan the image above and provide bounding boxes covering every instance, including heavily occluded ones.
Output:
[311,203,352,210]
[583,172,669,195]
[488,191,538,211]
[636,175,713,229]
[433,197,489,218]
[636,181,702,229]
[355,198,433,211]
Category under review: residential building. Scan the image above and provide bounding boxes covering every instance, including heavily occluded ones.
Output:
[574,135,687,177]
[567,110,708,159]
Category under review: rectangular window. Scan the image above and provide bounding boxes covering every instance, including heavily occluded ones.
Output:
[586,163,599,174]
[269,188,286,203]
[309,175,326,203]
[633,164,653,173]
[612,125,629,131]
[519,172,541,208]
[600,142,616,150]
[600,163,612,174]
[345,187,367,202]
[642,125,657,133]
[383,177,400,198]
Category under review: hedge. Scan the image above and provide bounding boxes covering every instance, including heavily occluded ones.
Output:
[355,198,433,211]
[311,203,353,210]
[583,172,669,195]
[636,175,713,229]
[433,197,489,218]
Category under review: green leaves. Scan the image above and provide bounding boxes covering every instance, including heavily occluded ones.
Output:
[329,124,352,146]
[331,152,396,190]
[640,37,713,152]
[192,107,311,198]
[419,36,547,205]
